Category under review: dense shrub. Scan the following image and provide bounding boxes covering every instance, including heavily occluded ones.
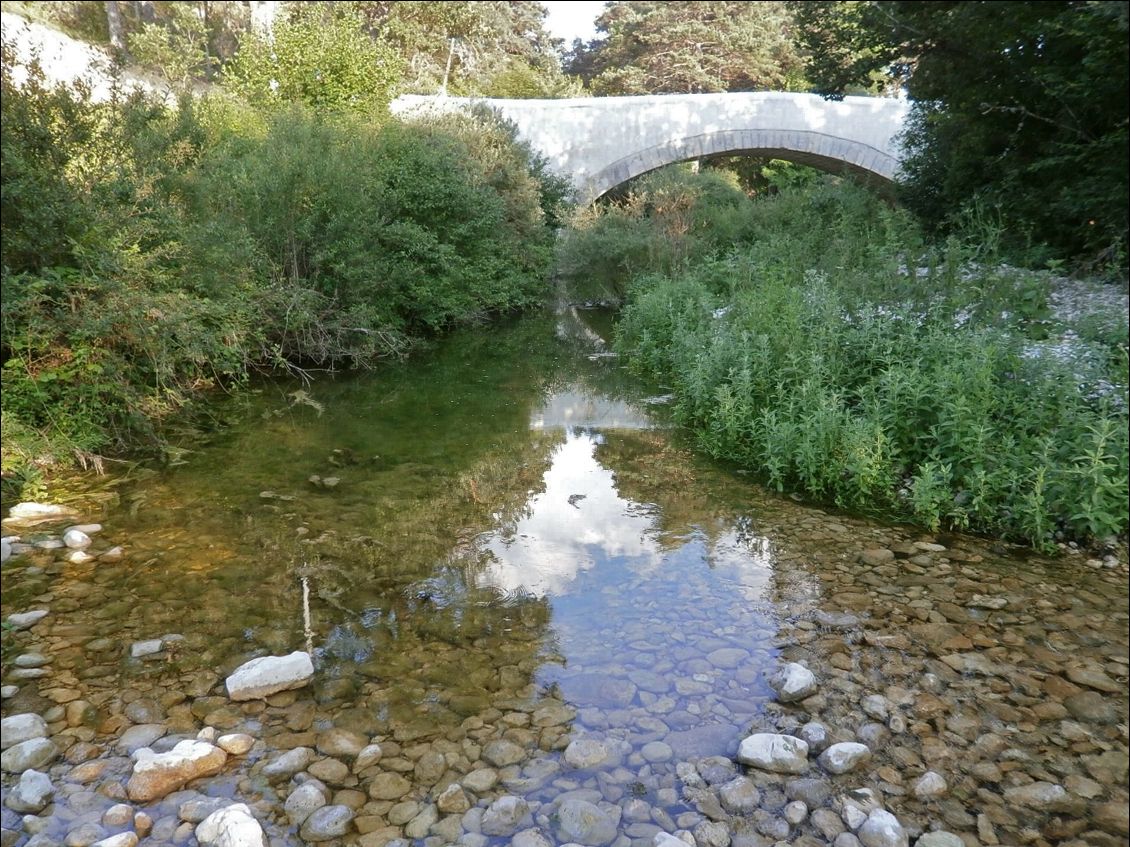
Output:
[557,166,755,301]
[1,42,558,495]
[601,171,1128,546]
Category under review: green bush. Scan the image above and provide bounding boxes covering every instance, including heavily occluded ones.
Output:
[605,171,1129,546]
[1,39,557,496]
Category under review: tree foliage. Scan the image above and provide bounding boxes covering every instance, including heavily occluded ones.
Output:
[223,3,402,113]
[357,0,568,95]
[795,0,1130,267]
[567,1,807,95]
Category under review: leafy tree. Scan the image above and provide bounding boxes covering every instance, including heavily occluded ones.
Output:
[796,1,1130,267]
[354,1,569,96]
[223,2,402,113]
[567,1,808,95]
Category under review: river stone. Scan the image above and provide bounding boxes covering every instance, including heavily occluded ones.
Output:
[0,715,48,750]
[718,776,760,814]
[857,810,907,847]
[562,673,637,708]
[353,743,382,772]
[694,820,731,847]
[913,771,947,798]
[481,795,531,837]
[64,822,107,846]
[768,663,818,702]
[196,803,267,847]
[785,778,831,807]
[102,804,134,827]
[463,768,500,793]
[1,738,58,774]
[308,757,349,784]
[285,783,327,827]
[7,769,54,813]
[1065,665,1122,693]
[555,798,618,846]
[1064,691,1122,723]
[1094,801,1130,836]
[914,833,964,847]
[641,741,673,763]
[482,739,525,767]
[403,805,438,840]
[261,747,315,780]
[299,805,353,841]
[784,800,808,825]
[225,652,313,701]
[706,648,750,669]
[216,734,254,756]
[8,502,74,519]
[91,835,139,847]
[436,784,470,815]
[63,529,92,550]
[513,828,553,847]
[126,740,227,801]
[5,610,48,631]
[565,739,618,769]
[1002,781,1075,812]
[180,797,232,823]
[413,750,446,784]
[737,734,809,774]
[117,724,166,753]
[317,728,367,759]
[819,742,871,774]
[368,773,411,800]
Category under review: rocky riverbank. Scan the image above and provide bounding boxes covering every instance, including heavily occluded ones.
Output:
[3,490,1127,847]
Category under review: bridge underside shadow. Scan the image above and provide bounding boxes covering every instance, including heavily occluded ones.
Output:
[583,129,898,201]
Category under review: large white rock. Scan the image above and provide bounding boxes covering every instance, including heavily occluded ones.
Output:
[196,803,267,847]
[225,651,314,701]
[7,768,54,812]
[858,809,908,847]
[819,742,872,774]
[63,528,92,549]
[736,733,809,774]
[0,714,48,750]
[5,610,48,631]
[768,662,818,702]
[126,739,228,801]
[7,502,74,520]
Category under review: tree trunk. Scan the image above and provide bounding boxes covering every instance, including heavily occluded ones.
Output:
[105,1,127,56]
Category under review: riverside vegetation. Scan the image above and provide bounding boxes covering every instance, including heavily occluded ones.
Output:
[0,33,568,495]
[558,167,1129,549]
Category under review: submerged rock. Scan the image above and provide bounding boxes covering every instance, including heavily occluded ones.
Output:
[225,651,314,701]
[7,769,54,813]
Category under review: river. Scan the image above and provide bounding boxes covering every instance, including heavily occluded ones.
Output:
[1,308,1127,847]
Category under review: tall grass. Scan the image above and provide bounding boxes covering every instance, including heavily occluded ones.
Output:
[586,170,1128,547]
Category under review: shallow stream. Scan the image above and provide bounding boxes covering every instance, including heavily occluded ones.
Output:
[2,309,1127,847]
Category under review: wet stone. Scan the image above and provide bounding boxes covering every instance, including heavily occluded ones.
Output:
[300,804,353,841]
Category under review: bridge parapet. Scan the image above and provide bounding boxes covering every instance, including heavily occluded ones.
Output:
[391,91,909,200]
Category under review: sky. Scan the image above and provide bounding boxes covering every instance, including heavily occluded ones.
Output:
[542,1,606,46]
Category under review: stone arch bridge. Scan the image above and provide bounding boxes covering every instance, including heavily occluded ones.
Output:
[391,91,909,201]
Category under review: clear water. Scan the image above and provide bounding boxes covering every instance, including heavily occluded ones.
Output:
[2,308,1127,847]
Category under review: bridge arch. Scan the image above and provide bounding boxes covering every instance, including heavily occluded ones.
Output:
[390,92,909,202]
[587,128,899,200]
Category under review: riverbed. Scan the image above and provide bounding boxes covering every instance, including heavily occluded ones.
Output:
[2,309,1127,847]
